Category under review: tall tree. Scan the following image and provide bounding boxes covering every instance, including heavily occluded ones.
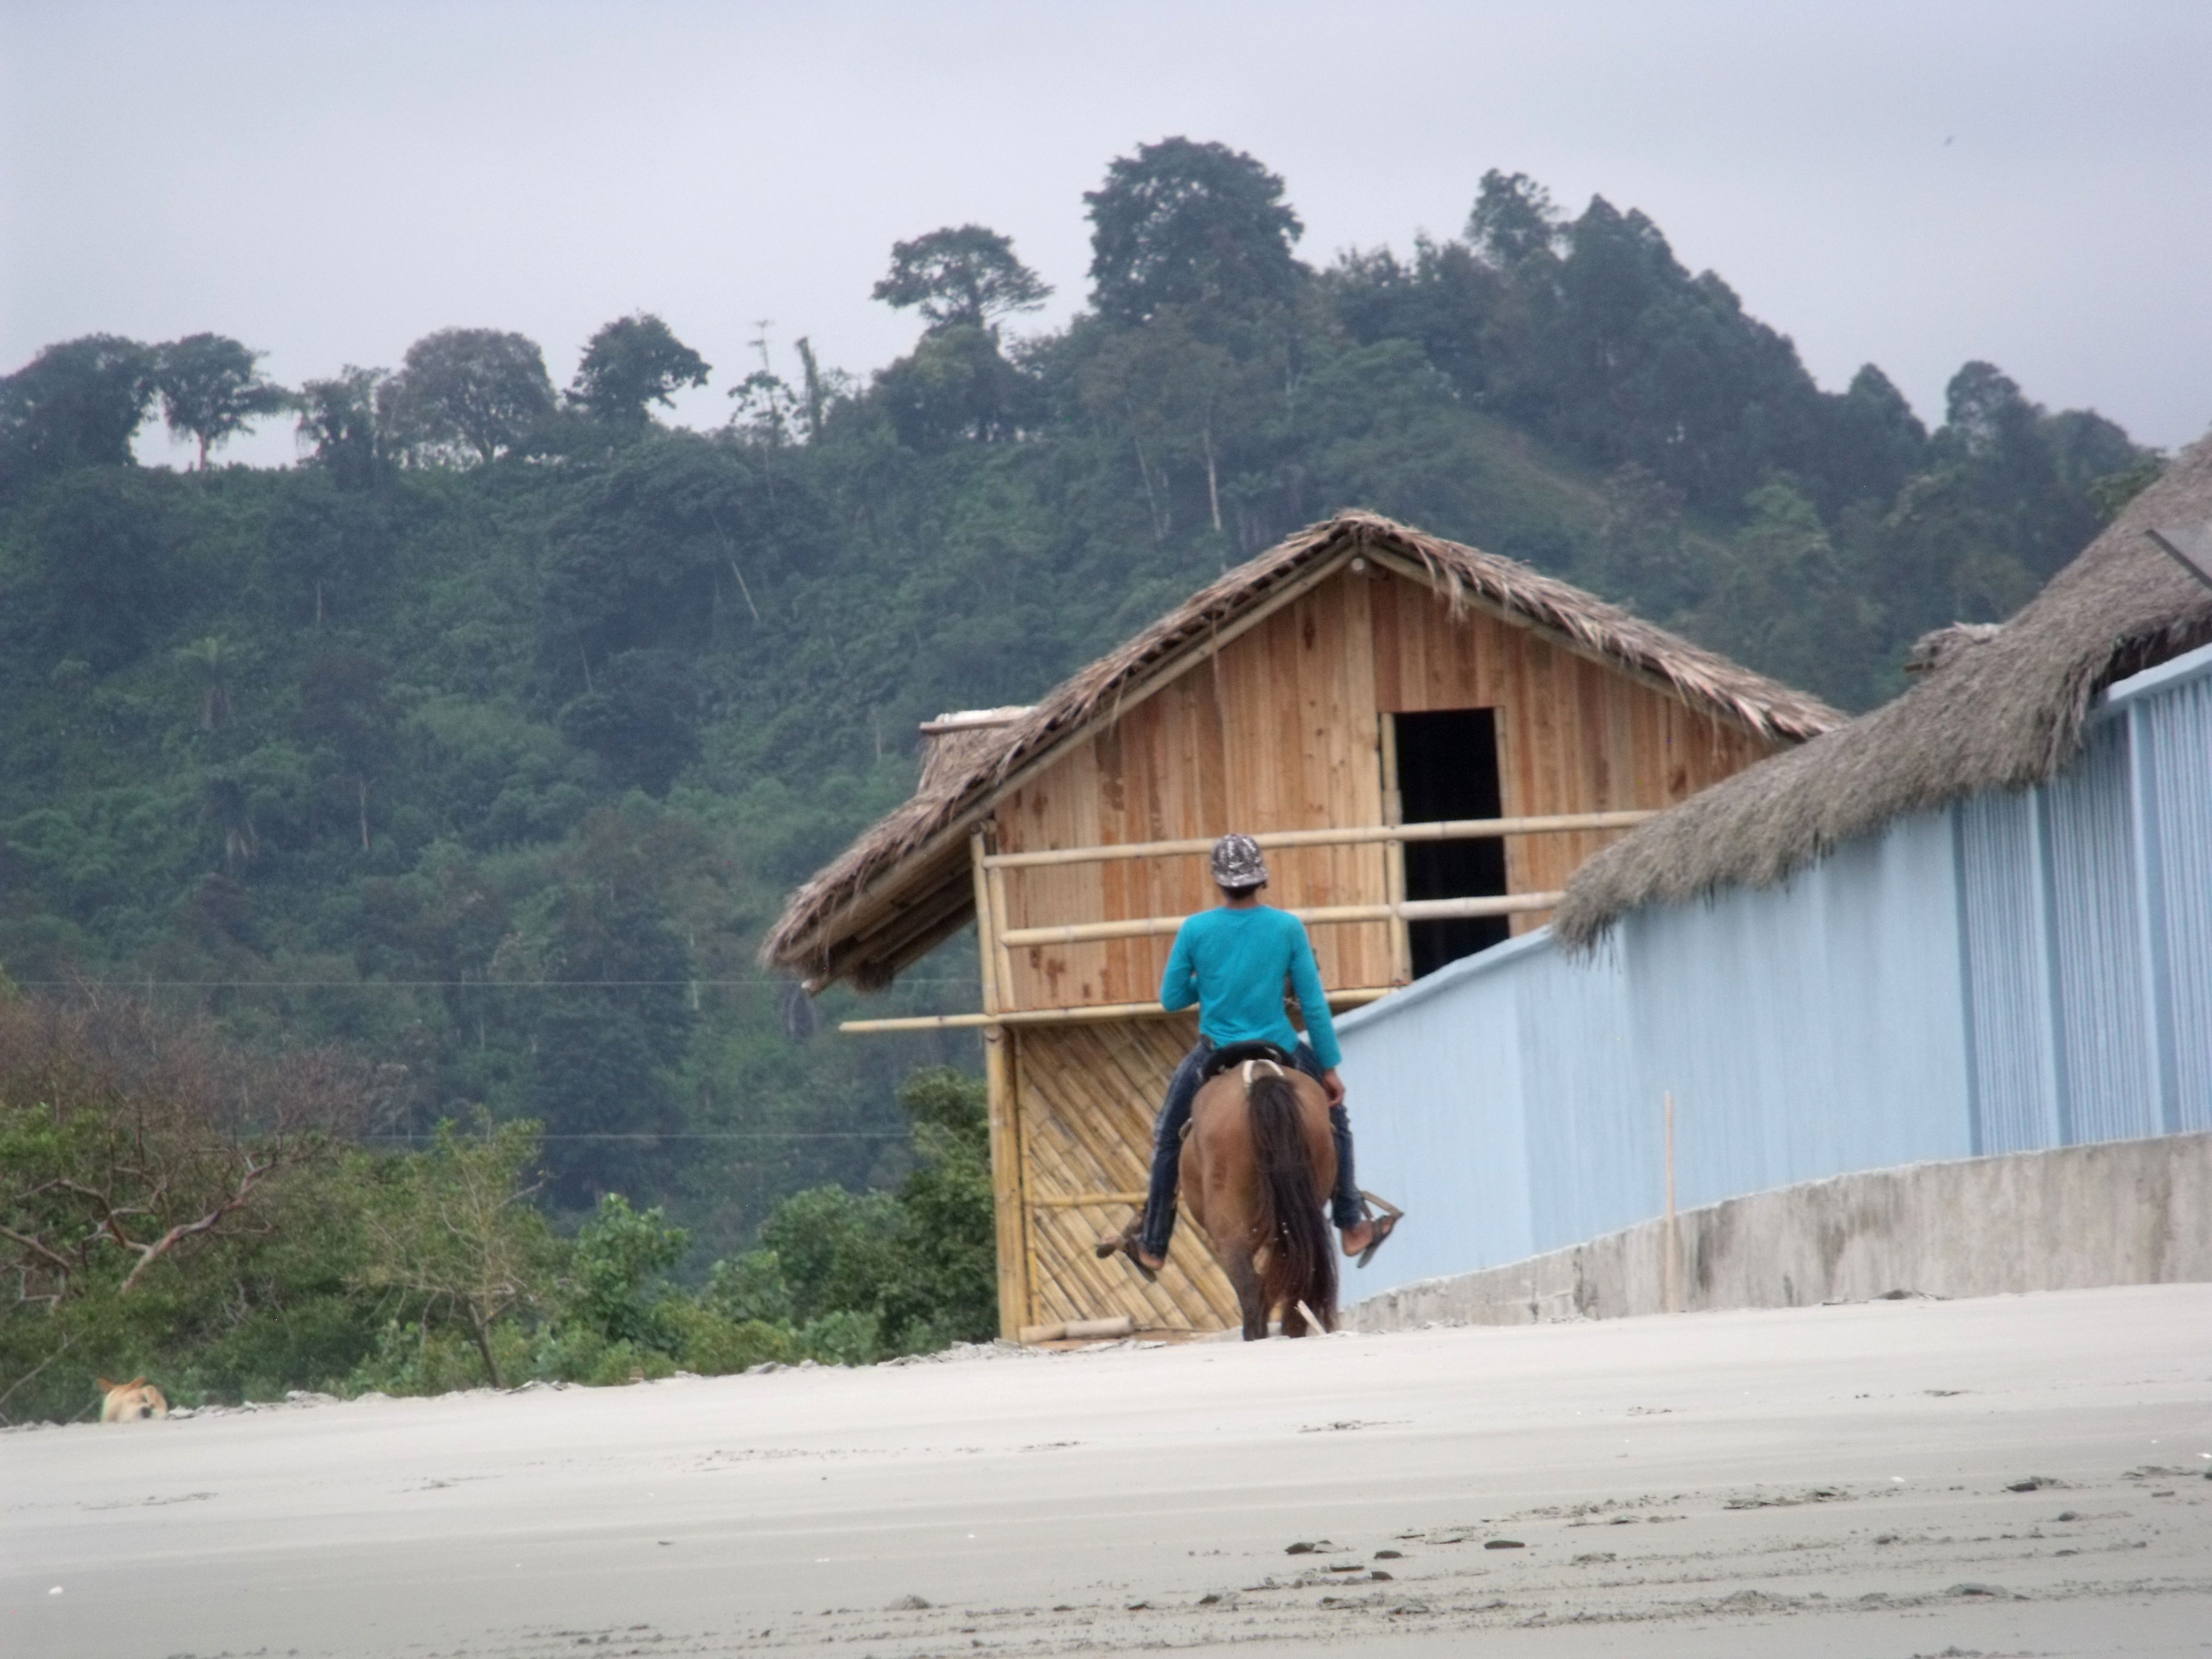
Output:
[1076,307,1251,542]
[568,313,711,430]
[1467,170,1563,268]
[1817,364,1929,515]
[872,324,1042,449]
[176,635,241,731]
[872,225,1051,332]
[155,334,291,468]
[294,366,391,490]
[1084,138,1304,323]
[293,649,397,850]
[380,329,555,465]
[0,335,159,490]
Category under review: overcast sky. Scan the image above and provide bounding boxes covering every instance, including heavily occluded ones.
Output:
[4,1,2207,470]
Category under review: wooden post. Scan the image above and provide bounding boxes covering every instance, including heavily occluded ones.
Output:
[972,831,1030,1339]
[1662,1090,1678,1315]
[1378,712,1412,984]
[986,860,1019,1015]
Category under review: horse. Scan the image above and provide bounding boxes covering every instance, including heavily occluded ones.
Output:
[1179,1042,1338,1341]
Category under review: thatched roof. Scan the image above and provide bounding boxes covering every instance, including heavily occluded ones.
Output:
[1554,434,2212,951]
[916,707,1033,794]
[765,511,1844,991]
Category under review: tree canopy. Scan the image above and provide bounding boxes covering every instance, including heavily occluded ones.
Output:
[872,225,1051,331]
[293,366,390,490]
[155,334,292,468]
[1085,138,1305,323]
[568,313,712,429]
[380,327,555,464]
[0,334,161,491]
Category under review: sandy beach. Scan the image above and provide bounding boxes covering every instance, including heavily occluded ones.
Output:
[7,1281,2210,1657]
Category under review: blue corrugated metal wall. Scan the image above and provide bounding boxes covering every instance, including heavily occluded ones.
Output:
[1336,642,2212,1301]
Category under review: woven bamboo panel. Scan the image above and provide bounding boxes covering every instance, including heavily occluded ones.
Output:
[1010,1015,1240,1334]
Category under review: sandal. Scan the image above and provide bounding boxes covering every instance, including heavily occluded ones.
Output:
[1353,1191,1404,1269]
[1095,1225,1159,1283]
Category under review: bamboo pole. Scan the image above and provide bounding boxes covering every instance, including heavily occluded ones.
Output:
[972,831,1030,1339]
[840,985,1395,1034]
[985,860,1019,1016]
[969,833,1002,1017]
[982,811,1655,870]
[1377,714,1412,985]
[1029,1191,1148,1208]
[998,891,1563,950]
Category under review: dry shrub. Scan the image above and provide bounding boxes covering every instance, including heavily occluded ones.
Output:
[0,984,377,1304]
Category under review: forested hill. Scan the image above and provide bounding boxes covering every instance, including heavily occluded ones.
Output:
[0,143,2159,1248]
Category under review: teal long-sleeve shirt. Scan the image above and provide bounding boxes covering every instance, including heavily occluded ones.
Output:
[1158,904,1341,1069]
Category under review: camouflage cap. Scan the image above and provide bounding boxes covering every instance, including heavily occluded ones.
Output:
[1210,833,1269,889]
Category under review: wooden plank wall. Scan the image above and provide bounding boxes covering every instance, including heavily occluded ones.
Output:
[993,564,1775,990]
[995,574,1393,1008]
[1008,1016,1243,1333]
[1368,567,1774,932]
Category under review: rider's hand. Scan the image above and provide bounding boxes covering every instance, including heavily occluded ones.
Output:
[1319,1068,1346,1107]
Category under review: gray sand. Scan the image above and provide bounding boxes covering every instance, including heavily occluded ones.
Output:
[7,1282,2210,1657]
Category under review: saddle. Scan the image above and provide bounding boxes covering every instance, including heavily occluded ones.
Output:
[1200,1040,1293,1082]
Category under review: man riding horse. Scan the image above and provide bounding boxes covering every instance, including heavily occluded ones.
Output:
[1105,833,1399,1279]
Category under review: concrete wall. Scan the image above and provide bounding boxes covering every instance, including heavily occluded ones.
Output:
[1344,1130,2212,1330]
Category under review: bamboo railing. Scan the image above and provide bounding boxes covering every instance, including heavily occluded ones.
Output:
[978,809,1656,869]
[838,809,1650,1034]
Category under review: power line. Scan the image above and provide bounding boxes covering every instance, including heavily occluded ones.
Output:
[15,979,973,991]
[360,1130,909,1142]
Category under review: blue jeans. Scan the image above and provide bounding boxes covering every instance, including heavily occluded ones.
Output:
[1138,1037,1364,1259]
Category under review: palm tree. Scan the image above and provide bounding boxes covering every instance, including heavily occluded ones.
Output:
[201,776,258,874]
[176,636,239,731]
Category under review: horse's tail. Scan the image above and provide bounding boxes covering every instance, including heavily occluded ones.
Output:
[1246,1070,1337,1336]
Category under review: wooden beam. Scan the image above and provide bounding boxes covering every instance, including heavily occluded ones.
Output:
[983,812,1654,870]
[840,985,1398,1034]
[999,892,1563,950]
[971,831,1030,1339]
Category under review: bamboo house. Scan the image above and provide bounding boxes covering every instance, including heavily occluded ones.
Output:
[763,512,1840,1339]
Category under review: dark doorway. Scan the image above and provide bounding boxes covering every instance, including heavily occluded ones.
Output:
[1393,708,1509,977]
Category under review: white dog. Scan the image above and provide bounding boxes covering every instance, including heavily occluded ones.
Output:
[98,1376,169,1422]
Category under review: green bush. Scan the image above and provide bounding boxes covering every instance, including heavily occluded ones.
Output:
[0,977,993,1418]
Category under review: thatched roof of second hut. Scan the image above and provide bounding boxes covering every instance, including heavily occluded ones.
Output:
[1553,432,2212,950]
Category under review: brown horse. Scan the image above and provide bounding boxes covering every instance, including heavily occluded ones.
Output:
[1181,1049,1338,1340]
